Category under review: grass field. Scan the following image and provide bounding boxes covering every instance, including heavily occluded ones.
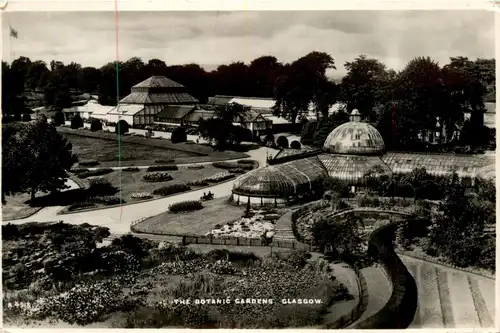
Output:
[62,133,197,163]
[134,196,245,236]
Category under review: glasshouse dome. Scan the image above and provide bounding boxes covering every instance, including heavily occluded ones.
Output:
[323,110,386,155]
[231,156,327,206]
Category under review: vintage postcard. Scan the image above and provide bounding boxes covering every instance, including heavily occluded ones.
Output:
[1,0,497,330]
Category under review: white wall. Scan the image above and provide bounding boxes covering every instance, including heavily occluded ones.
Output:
[231,193,289,207]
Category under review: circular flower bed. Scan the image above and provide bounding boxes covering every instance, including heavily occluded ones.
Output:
[131,192,153,200]
[142,172,173,182]
[203,171,235,183]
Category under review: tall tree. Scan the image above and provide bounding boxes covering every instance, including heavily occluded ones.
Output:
[3,120,77,202]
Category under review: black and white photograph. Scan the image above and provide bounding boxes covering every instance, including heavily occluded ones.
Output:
[1,4,496,329]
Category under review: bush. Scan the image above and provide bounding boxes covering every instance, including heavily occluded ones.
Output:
[54,111,65,126]
[71,115,84,129]
[276,135,289,148]
[123,167,140,172]
[186,180,209,187]
[147,165,178,172]
[290,140,301,149]
[68,202,97,211]
[264,134,275,144]
[77,168,114,178]
[142,172,173,182]
[115,120,129,135]
[87,177,115,195]
[22,113,32,121]
[357,195,380,207]
[171,127,187,143]
[78,159,99,166]
[152,184,191,196]
[90,118,103,132]
[169,200,203,213]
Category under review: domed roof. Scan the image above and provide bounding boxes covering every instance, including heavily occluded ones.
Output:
[476,164,495,181]
[232,157,327,197]
[323,110,385,155]
[232,166,296,197]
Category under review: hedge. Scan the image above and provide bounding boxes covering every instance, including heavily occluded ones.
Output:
[142,172,173,182]
[169,200,203,213]
[212,162,239,169]
[237,159,256,165]
[152,184,191,196]
[123,167,140,172]
[147,165,179,172]
[186,180,209,187]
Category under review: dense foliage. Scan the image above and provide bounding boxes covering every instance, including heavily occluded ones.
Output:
[70,115,84,129]
[168,200,203,213]
[53,111,65,126]
[90,118,103,132]
[115,120,129,135]
[2,120,77,202]
[276,135,289,148]
[290,140,301,149]
[171,127,187,143]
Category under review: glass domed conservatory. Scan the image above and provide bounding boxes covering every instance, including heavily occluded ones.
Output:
[231,109,495,207]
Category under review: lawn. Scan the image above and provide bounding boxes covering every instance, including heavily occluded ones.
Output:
[134,197,245,236]
[62,133,197,164]
[57,127,249,166]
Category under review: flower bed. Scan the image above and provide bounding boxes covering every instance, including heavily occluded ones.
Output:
[131,192,153,200]
[228,167,245,174]
[152,183,191,196]
[203,171,235,183]
[212,161,239,169]
[147,165,179,172]
[237,159,256,165]
[86,195,123,205]
[67,202,97,211]
[183,164,205,169]
[186,179,209,187]
[169,200,203,213]
[78,159,99,166]
[142,172,173,182]
[206,211,276,239]
[77,168,114,179]
[123,167,140,172]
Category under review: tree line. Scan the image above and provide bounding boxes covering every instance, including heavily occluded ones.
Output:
[2,53,495,150]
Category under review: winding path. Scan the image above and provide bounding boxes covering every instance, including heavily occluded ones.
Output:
[3,146,277,235]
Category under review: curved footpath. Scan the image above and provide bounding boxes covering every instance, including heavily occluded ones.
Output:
[2,146,277,234]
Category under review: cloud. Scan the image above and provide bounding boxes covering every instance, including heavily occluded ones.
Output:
[2,10,494,76]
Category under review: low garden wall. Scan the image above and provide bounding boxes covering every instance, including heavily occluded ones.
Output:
[351,221,418,329]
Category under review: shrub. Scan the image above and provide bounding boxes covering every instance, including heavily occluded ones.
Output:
[131,192,153,200]
[147,165,178,172]
[240,164,254,170]
[237,159,255,165]
[123,167,140,172]
[71,115,84,129]
[115,120,129,135]
[154,159,175,164]
[290,140,301,149]
[204,172,235,183]
[22,113,32,121]
[142,172,173,182]
[264,133,275,144]
[152,184,191,196]
[77,168,114,178]
[90,118,103,132]
[87,177,115,195]
[357,195,380,207]
[169,200,203,213]
[276,135,289,148]
[54,111,65,126]
[78,159,99,166]
[186,180,209,187]
[171,127,187,143]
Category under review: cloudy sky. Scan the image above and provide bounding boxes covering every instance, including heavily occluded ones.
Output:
[2,10,495,77]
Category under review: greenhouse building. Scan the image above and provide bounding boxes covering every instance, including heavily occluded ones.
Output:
[231,109,495,207]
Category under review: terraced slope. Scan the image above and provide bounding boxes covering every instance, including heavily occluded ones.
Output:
[402,256,495,328]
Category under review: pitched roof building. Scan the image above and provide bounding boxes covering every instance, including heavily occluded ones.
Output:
[107,76,199,125]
